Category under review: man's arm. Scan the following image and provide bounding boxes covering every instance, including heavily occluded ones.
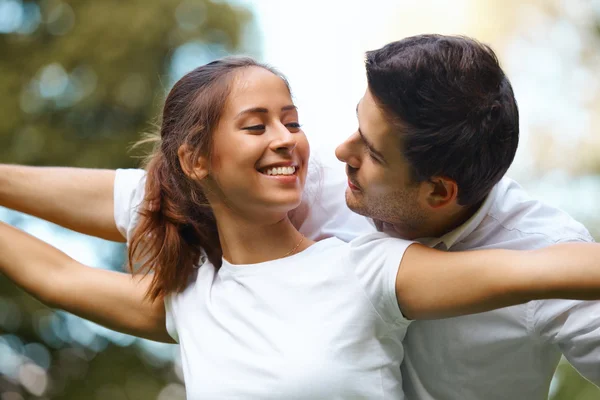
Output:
[0,165,126,242]
[396,242,600,320]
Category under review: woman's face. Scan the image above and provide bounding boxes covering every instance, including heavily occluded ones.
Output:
[207,66,309,221]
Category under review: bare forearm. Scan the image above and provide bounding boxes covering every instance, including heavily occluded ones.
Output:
[397,243,600,320]
[0,221,74,305]
[0,222,171,342]
[0,165,123,241]
[520,243,600,299]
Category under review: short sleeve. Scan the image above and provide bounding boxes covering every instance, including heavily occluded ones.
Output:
[162,266,206,344]
[349,233,414,326]
[164,295,179,343]
[113,168,146,243]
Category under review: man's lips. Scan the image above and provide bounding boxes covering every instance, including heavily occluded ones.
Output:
[347,178,360,191]
[345,165,361,191]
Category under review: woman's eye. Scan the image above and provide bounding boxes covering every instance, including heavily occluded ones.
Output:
[286,122,302,130]
[242,125,265,131]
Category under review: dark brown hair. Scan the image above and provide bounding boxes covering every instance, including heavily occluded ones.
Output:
[128,56,290,300]
[366,34,519,206]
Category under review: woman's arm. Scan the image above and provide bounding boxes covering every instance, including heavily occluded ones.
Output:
[0,221,172,342]
[396,242,600,320]
[0,165,124,242]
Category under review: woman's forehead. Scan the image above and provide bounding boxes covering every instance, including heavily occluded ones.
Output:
[226,67,291,109]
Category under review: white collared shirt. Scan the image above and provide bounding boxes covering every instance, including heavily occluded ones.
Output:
[114,167,599,400]
[399,177,598,400]
[413,183,499,250]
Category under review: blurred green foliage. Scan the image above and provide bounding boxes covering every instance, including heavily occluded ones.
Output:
[552,360,600,400]
[0,0,252,168]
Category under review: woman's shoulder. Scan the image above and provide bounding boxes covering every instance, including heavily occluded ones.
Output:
[303,233,414,266]
[174,257,216,290]
[346,233,415,278]
[293,237,349,261]
[349,232,414,250]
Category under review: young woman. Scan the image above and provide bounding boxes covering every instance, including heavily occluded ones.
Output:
[2,57,600,399]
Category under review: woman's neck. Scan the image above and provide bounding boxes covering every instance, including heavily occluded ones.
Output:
[215,209,314,265]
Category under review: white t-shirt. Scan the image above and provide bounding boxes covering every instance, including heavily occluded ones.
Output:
[166,234,412,399]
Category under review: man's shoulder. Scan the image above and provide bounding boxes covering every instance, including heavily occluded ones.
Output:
[467,177,593,248]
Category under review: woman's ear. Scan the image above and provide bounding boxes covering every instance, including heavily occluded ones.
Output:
[178,144,208,181]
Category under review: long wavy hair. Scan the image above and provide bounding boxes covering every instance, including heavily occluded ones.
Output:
[128,57,290,300]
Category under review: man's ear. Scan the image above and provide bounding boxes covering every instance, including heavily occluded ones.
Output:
[423,176,459,208]
[178,144,208,181]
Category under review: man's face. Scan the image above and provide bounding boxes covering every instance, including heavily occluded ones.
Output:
[335,88,429,239]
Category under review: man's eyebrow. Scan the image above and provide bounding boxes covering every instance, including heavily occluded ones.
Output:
[356,103,386,162]
[358,128,386,162]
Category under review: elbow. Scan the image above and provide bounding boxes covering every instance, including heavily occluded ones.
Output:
[41,295,61,310]
[33,261,79,309]
[19,282,61,310]
[34,279,65,310]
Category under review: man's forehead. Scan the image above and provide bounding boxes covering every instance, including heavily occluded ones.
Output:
[359,91,390,125]
[357,95,393,140]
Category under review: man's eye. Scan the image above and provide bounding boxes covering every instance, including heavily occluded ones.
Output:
[367,150,382,164]
[286,122,302,130]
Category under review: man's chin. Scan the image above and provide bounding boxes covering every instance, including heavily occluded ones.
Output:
[344,190,370,217]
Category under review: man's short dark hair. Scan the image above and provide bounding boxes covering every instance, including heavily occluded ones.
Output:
[366,34,519,206]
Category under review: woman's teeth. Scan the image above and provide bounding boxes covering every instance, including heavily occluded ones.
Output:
[264,166,296,176]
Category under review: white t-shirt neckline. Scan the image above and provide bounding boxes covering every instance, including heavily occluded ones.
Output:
[220,237,341,275]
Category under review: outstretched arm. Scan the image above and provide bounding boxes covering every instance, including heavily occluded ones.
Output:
[396,243,600,320]
[0,165,124,242]
[0,221,171,342]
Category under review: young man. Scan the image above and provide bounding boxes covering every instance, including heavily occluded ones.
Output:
[334,35,599,399]
[1,35,598,399]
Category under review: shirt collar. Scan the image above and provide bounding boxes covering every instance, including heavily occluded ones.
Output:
[418,183,499,249]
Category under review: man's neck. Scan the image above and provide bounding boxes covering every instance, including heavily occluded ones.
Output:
[386,200,483,241]
[426,201,481,239]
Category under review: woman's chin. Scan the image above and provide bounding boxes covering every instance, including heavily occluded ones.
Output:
[251,195,304,220]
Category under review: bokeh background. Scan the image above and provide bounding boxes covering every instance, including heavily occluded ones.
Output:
[1,0,599,399]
